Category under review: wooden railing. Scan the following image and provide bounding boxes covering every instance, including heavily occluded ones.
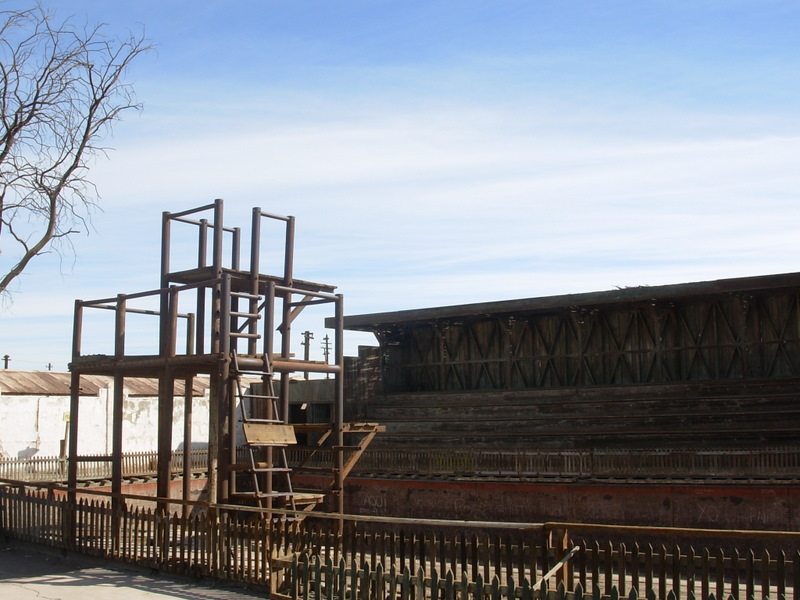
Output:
[4,446,798,485]
[1,482,798,599]
[338,446,800,480]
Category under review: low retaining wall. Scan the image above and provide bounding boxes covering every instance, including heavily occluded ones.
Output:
[341,477,798,531]
[71,472,796,531]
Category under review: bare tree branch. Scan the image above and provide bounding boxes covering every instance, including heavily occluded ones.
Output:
[0,3,150,296]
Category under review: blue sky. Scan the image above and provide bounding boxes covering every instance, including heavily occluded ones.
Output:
[2,1,800,370]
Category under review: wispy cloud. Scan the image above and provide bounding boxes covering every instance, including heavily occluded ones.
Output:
[3,1,800,369]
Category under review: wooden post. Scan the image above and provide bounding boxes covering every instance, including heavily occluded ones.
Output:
[554,526,571,589]
[335,294,345,518]
[156,368,175,507]
[208,373,219,505]
[218,274,232,503]
[182,375,194,519]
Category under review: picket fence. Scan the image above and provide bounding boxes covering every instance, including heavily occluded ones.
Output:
[288,517,800,600]
[1,481,798,600]
[283,552,677,600]
[0,450,208,482]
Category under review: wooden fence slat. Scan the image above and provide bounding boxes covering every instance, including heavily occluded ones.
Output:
[460,570,470,600]
[685,545,695,600]
[620,543,628,597]
[794,550,800,600]
[672,545,682,600]
[714,548,725,600]
[400,565,411,600]
[777,550,787,600]
[471,533,479,583]
[700,547,709,600]
[303,553,312,600]
[605,540,614,596]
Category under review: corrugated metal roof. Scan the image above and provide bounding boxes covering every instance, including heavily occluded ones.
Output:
[0,370,212,396]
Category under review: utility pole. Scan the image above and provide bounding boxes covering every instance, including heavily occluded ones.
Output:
[2,355,9,369]
[321,335,331,380]
[301,331,314,380]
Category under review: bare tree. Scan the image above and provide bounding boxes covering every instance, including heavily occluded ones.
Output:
[0,4,149,296]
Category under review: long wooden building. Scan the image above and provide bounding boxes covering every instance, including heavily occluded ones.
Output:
[328,272,800,529]
[342,271,800,451]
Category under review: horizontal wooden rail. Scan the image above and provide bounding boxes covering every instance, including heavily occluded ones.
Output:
[6,446,798,484]
[335,446,800,481]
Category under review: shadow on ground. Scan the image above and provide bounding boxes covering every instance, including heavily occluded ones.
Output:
[0,540,266,600]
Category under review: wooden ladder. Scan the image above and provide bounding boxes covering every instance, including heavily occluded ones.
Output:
[232,352,297,511]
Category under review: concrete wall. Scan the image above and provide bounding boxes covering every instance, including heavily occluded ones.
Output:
[0,384,210,459]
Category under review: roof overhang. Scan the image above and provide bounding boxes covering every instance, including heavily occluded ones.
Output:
[334,271,800,332]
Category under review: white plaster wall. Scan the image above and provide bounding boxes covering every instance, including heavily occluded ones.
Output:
[0,394,70,458]
[0,385,210,459]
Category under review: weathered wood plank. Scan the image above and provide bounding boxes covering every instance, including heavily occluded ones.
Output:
[242,423,297,445]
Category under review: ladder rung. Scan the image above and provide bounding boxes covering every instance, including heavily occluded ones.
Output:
[232,491,295,499]
[250,467,292,473]
[241,418,283,424]
[230,311,261,319]
[293,466,338,473]
[236,370,274,377]
[241,393,278,400]
[230,463,291,472]
[231,291,260,299]
[247,442,289,448]
[247,442,290,447]
[230,332,261,339]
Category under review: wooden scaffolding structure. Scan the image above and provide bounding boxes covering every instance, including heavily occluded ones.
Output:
[67,199,380,514]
